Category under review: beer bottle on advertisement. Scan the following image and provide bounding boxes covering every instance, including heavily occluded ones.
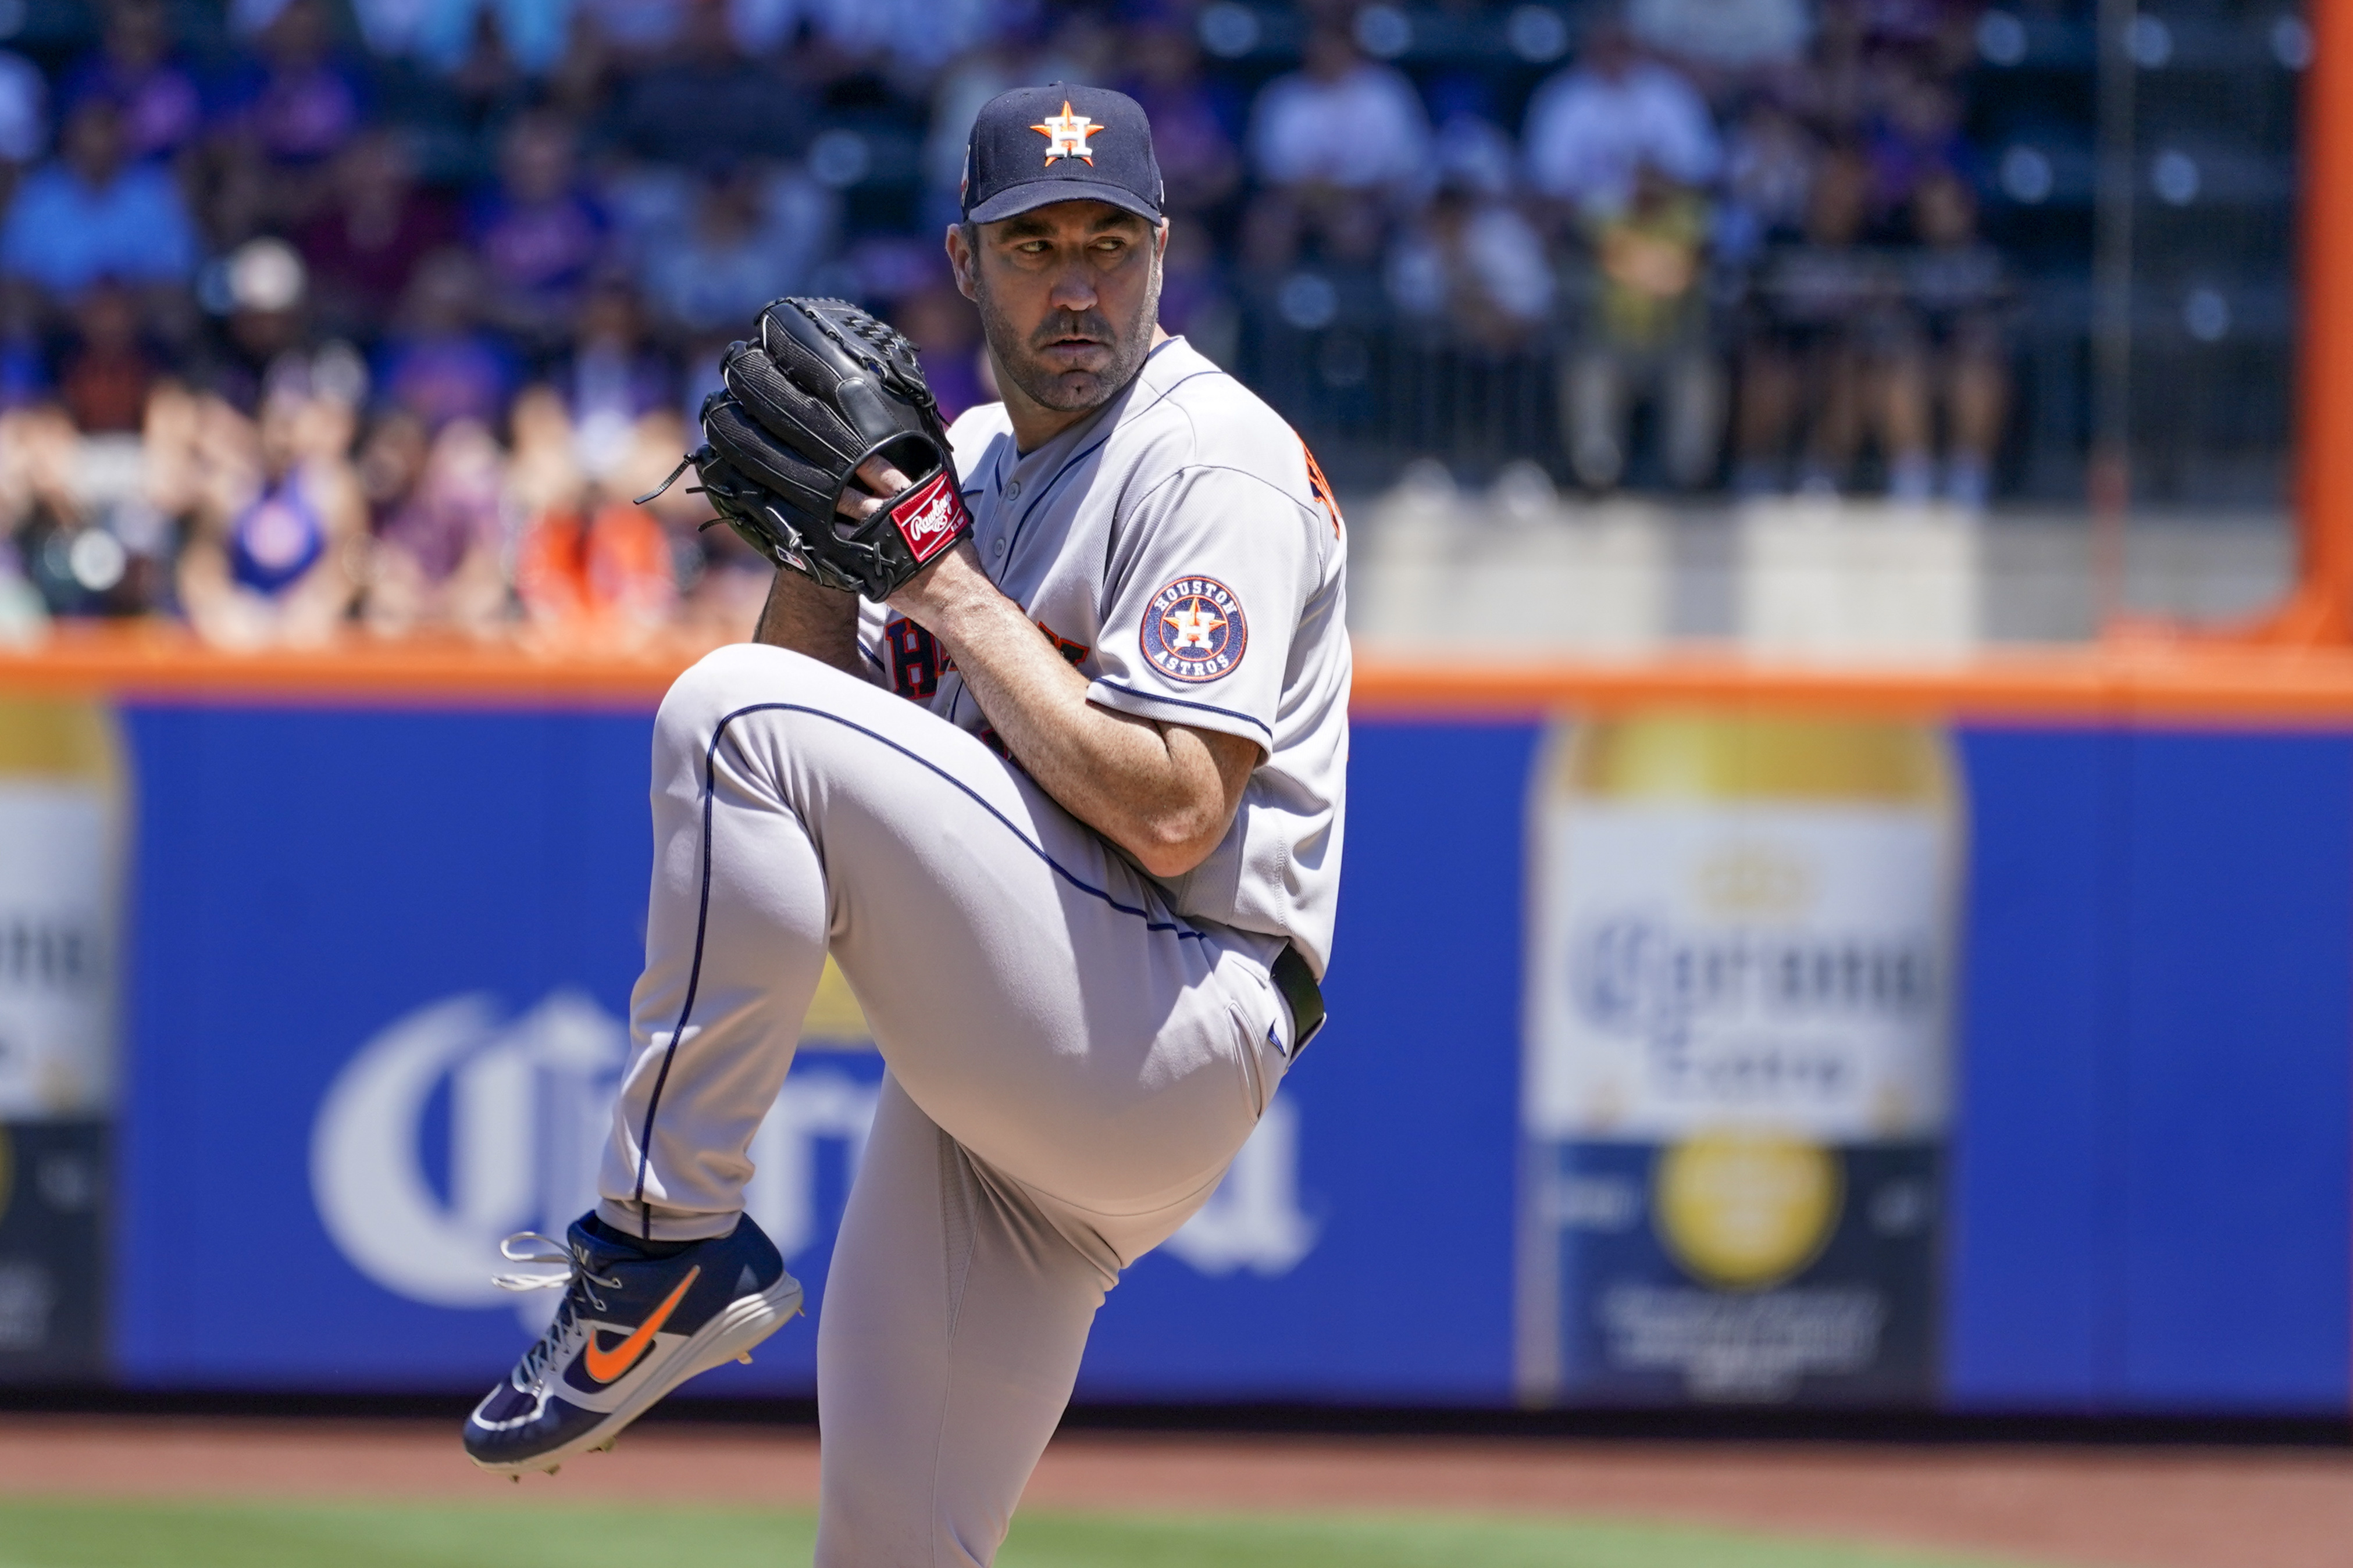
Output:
[1516,712,1960,1405]
[0,695,124,1377]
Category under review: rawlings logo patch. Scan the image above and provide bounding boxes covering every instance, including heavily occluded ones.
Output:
[1142,575,1247,684]
[889,472,969,564]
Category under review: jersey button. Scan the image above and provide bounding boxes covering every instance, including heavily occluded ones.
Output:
[993,539,1007,558]
[1006,480,1021,498]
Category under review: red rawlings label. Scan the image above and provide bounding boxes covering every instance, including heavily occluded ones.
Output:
[888,471,969,564]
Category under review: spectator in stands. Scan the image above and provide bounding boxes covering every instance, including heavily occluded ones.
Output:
[637,160,829,340]
[674,326,732,430]
[918,15,1110,227]
[1120,17,1242,218]
[1385,176,1555,355]
[1157,220,1238,370]
[5,403,129,619]
[8,387,185,618]
[354,402,425,530]
[297,131,461,345]
[0,283,42,409]
[1884,169,2011,508]
[1523,20,1719,226]
[510,385,678,640]
[188,126,270,258]
[571,0,687,59]
[502,379,579,533]
[376,248,519,428]
[626,401,759,638]
[59,279,158,434]
[1715,91,1817,265]
[541,6,618,122]
[60,0,198,165]
[1424,73,1521,203]
[1856,0,1981,78]
[1243,23,1432,269]
[551,274,672,471]
[616,0,803,166]
[1565,163,1721,491]
[195,236,313,413]
[410,0,573,80]
[798,0,1042,77]
[469,111,606,351]
[922,33,1043,230]
[0,94,197,315]
[0,47,44,180]
[1628,0,1812,87]
[362,414,511,635]
[222,0,369,173]
[1866,71,1969,217]
[893,283,986,424]
[0,541,35,633]
[178,380,366,645]
[438,5,537,133]
[1735,144,1892,495]
[679,498,770,638]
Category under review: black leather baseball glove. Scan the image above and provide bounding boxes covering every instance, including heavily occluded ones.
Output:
[648,297,972,601]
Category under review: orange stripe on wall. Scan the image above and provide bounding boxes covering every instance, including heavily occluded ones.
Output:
[13,626,2353,726]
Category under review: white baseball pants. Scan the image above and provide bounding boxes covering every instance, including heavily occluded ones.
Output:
[595,642,1293,1567]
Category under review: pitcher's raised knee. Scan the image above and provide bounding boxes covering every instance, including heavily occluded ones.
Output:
[658,643,848,739]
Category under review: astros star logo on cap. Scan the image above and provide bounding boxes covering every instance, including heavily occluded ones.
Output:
[1031,101,1101,165]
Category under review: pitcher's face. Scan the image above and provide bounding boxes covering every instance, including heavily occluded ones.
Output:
[952,200,1165,415]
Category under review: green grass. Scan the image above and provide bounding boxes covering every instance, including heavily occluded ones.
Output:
[0,1499,2047,1568]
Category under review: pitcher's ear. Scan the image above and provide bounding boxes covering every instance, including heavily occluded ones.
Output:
[946,224,980,302]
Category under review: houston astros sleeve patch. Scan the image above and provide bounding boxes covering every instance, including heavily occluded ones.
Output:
[1142,576,1248,683]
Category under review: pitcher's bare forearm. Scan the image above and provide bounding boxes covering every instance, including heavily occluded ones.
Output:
[754,570,864,677]
[817,456,1252,877]
[888,544,1256,878]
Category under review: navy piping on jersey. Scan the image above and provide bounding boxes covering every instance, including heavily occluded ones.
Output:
[1000,344,1214,564]
[628,698,1210,1227]
[1003,428,1108,563]
[1004,368,1226,567]
[928,349,1243,808]
[1093,679,1274,742]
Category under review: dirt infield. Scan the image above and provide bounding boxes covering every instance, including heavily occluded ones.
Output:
[2,1416,2350,1568]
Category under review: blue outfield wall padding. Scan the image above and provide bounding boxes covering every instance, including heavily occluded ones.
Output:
[110,703,1539,1401]
[2115,732,2352,1410]
[115,705,660,1385]
[1945,727,2353,1415]
[1945,728,2118,1408]
[1076,721,1535,1402]
[102,702,2353,1411]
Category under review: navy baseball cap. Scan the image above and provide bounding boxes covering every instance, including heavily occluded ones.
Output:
[961,82,1164,225]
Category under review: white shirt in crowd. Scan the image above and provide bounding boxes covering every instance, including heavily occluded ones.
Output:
[1523,59,1722,217]
[1249,61,1434,193]
[1387,202,1556,325]
[1629,0,1813,70]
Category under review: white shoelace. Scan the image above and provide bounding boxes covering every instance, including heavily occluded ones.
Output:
[492,1231,625,1387]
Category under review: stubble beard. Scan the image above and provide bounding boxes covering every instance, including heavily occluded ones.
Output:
[974,254,1163,416]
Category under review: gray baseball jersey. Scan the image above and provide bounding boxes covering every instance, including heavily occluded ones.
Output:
[861,335,1352,976]
[596,334,1350,1564]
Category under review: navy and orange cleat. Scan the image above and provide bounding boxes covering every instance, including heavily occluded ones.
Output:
[463,1212,802,1477]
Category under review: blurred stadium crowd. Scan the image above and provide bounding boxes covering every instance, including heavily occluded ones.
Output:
[0,0,2251,642]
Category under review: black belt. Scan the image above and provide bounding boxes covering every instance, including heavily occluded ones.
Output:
[1271,942,1326,1057]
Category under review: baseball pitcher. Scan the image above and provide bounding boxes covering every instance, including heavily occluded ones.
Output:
[463,83,1349,1566]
